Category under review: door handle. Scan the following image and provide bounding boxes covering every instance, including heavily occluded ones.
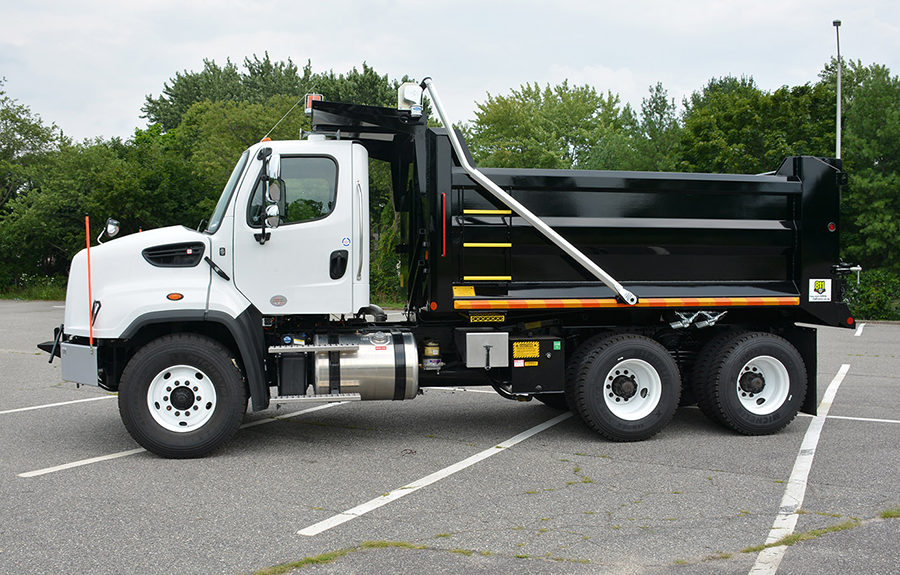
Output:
[330,250,349,280]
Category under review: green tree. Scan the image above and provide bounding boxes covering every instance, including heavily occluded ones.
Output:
[0,79,63,214]
[142,58,245,131]
[828,61,900,271]
[585,83,680,171]
[0,141,116,283]
[678,76,770,173]
[467,81,629,169]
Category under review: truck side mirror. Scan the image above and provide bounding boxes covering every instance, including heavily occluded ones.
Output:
[258,150,282,244]
[265,151,282,204]
[266,151,281,182]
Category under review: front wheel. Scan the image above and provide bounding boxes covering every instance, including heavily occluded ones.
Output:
[570,334,681,441]
[119,334,247,458]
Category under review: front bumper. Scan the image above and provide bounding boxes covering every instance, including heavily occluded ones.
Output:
[39,328,99,387]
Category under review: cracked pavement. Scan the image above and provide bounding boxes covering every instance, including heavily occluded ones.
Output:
[1,301,898,574]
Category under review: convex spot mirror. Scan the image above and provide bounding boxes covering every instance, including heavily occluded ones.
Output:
[97,217,120,244]
[265,204,281,229]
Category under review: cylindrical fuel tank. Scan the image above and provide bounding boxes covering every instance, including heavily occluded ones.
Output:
[313,331,418,400]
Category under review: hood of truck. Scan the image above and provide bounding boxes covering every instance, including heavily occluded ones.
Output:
[64,226,213,339]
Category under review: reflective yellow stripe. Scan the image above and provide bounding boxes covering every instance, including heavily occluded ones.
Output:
[462,242,512,248]
[463,209,512,215]
[462,276,512,281]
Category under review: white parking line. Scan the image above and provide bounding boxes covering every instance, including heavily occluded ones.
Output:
[19,448,147,478]
[298,411,573,536]
[18,402,346,478]
[854,323,866,337]
[749,363,850,575]
[828,414,900,424]
[799,413,900,425]
[0,395,116,415]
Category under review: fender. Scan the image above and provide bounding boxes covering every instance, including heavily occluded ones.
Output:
[120,306,269,411]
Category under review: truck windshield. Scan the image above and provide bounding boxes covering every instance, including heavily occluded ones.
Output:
[205,150,250,234]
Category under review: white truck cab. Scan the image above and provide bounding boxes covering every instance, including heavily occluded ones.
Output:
[214,137,370,316]
[62,136,370,342]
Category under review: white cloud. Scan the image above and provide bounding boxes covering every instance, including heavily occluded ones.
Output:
[1,0,898,140]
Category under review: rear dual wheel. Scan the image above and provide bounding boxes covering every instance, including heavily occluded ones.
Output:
[568,334,681,442]
[694,332,806,435]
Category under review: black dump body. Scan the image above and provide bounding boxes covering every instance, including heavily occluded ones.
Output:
[311,101,853,331]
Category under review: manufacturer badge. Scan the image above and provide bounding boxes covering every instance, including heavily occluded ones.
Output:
[270,295,288,307]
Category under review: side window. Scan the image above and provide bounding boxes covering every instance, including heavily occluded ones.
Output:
[248,156,338,227]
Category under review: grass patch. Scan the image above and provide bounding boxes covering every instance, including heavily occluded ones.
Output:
[360,541,425,550]
[880,506,900,519]
[742,519,859,553]
[0,275,66,300]
[448,548,473,556]
[248,541,428,574]
[249,549,352,574]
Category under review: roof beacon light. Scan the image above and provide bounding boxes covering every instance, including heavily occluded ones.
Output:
[397,82,423,117]
[304,93,323,116]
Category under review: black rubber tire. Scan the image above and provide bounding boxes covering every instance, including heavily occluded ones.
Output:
[119,334,247,458]
[691,329,740,424]
[533,393,570,411]
[706,332,806,435]
[571,334,681,442]
[563,333,610,409]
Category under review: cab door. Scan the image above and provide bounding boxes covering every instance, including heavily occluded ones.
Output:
[232,140,360,315]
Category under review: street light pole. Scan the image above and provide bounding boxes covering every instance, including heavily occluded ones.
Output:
[834,19,842,160]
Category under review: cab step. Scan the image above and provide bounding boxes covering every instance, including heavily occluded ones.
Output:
[270,393,362,403]
[268,344,359,354]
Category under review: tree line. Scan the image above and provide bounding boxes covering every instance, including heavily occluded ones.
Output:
[1,54,897,316]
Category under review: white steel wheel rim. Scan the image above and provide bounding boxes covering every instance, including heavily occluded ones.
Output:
[603,358,662,421]
[736,355,789,416]
[147,365,217,432]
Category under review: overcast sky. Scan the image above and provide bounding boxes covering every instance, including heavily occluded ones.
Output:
[2,0,898,142]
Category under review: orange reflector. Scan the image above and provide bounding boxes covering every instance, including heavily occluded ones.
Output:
[167,293,184,301]
[429,301,438,311]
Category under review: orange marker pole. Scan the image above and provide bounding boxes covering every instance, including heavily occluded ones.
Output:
[85,216,93,348]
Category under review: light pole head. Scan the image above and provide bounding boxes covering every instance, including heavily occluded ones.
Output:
[833,19,841,27]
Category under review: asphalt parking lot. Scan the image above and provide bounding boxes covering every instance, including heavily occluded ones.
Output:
[1,300,898,575]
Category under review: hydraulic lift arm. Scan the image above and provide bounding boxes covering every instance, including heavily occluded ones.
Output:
[421,78,638,305]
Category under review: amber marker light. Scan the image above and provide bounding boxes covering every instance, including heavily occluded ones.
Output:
[429,301,438,311]
[167,293,184,301]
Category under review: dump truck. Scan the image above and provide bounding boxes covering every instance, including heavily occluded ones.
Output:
[40,79,857,458]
